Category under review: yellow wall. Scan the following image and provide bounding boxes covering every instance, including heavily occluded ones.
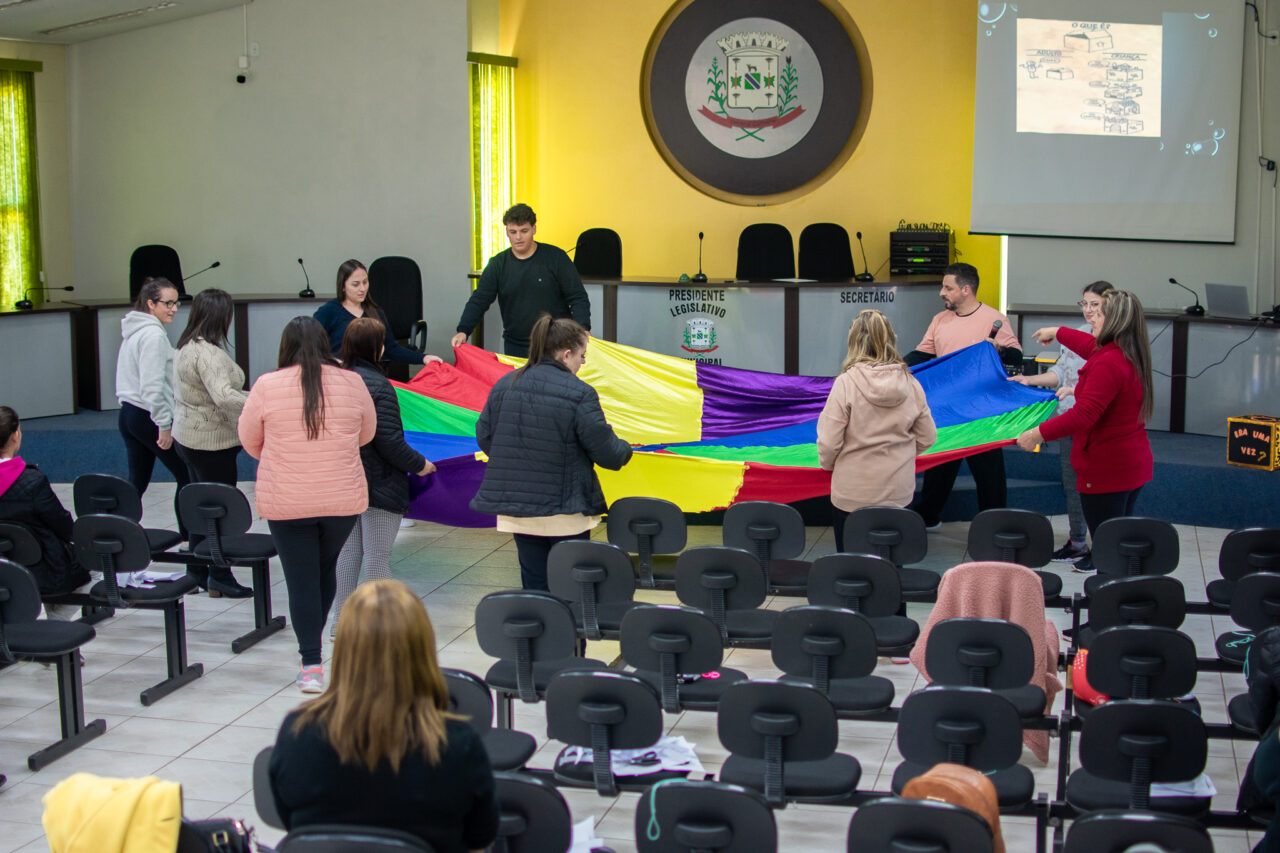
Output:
[504,0,1001,297]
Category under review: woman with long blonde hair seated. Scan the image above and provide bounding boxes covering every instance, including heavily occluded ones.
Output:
[268,580,498,853]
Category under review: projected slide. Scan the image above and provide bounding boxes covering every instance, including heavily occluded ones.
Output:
[1016,20,1162,137]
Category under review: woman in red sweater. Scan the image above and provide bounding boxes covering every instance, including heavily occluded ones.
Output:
[1015,290,1154,574]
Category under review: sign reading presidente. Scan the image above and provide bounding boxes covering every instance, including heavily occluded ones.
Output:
[642,0,871,204]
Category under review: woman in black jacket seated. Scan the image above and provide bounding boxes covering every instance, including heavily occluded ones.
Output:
[0,406,90,610]
[471,314,633,590]
[269,578,498,853]
[330,318,435,630]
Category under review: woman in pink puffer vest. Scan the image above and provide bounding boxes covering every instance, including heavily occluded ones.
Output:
[239,316,375,693]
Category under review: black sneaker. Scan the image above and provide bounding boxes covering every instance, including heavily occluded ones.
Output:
[1051,542,1089,562]
[1072,556,1096,574]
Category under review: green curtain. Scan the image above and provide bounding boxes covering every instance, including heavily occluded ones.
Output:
[0,68,42,309]
[469,60,515,271]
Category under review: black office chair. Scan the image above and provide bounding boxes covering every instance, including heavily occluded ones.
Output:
[0,559,105,770]
[923,617,1047,721]
[1206,527,1280,609]
[1073,575,1187,650]
[1080,625,1198,717]
[1085,517,1179,598]
[129,244,186,301]
[546,539,641,641]
[736,224,794,281]
[368,256,428,381]
[797,223,855,282]
[607,497,686,589]
[806,554,919,658]
[1059,809,1212,853]
[73,473,184,557]
[673,546,779,648]
[573,228,623,277]
[967,508,1063,602]
[635,779,776,853]
[619,604,748,713]
[443,668,537,771]
[846,797,995,853]
[771,605,894,717]
[493,771,576,853]
[722,500,810,594]
[0,521,108,624]
[1217,571,1280,666]
[842,507,939,601]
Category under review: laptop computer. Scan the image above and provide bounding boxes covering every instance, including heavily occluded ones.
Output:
[1205,283,1253,320]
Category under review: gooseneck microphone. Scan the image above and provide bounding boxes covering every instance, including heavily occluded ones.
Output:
[298,258,315,299]
[15,284,74,311]
[854,231,874,282]
[1169,277,1204,316]
[988,319,1003,341]
[185,260,221,281]
[692,232,708,283]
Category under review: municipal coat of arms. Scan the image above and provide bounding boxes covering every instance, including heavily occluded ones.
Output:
[682,318,719,353]
[700,32,803,143]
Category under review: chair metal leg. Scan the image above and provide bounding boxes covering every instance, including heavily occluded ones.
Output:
[496,693,514,729]
[77,604,115,625]
[231,559,286,654]
[27,651,106,770]
[140,599,203,706]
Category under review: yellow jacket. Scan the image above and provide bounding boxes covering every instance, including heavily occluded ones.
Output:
[42,773,182,853]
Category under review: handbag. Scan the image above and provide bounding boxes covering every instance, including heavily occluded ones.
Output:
[901,762,1005,853]
[176,818,256,853]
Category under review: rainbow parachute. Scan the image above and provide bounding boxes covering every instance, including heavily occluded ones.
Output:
[397,340,1057,527]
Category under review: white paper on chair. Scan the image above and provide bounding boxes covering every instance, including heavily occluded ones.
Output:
[568,817,601,853]
[120,570,188,588]
[560,735,705,777]
[1151,772,1217,798]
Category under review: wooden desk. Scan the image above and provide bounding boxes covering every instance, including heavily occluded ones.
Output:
[0,304,79,418]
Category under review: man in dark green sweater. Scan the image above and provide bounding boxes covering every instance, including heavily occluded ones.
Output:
[452,203,591,357]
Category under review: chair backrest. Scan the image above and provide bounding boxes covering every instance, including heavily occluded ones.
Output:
[0,558,42,626]
[771,605,878,690]
[545,670,664,796]
[129,244,185,301]
[1087,576,1186,632]
[736,224,794,281]
[1077,699,1207,810]
[717,680,837,771]
[1092,517,1179,579]
[1061,809,1212,853]
[177,483,255,566]
[636,779,776,853]
[797,223,855,282]
[619,605,726,712]
[0,522,41,567]
[1230,572,1280,632]
[806,553,904,617]
[967,509,1054,568]
[73,473,144,521]
[607,497,687,588]
[924,618,1035,690]
[1085,626,1197,701]
[72,514,152,577]
[896,686,1023,771]
[674,547,767,639]
[368,256,424,340]
[547,540,635,639]
[573,228,623,278]
[722,501,806,580]
[475,590,580,665]
[494,771,574,853]
[843,506,927,566]
[252,746,285,829]
[275,825,434,852]
[1219,527,1280,581]
[443,668,495,735]
[847,797,995,853]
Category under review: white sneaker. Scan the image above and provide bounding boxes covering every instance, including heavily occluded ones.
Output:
[399,518,415,529]
[297,665,324,694]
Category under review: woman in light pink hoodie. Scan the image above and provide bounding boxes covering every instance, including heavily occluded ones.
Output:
[817,309,937,551]
[239,317,376,692]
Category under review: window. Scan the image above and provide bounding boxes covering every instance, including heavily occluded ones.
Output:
[468,53,516,271]
[0,61,42,309]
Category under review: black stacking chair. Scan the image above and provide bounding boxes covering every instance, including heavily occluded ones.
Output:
[573,228,623,277]
[177,483,285,653]
[253,746,283,827]
[636,779,776,853]
[842,507,939,601]
[717,679,861,807]
[368,255,428,382]
[846,797,995,853]
[129,244,186,301]
[475,590,606,727]
[73,473,183,558]
[607,496,686,589]
[546,540,641,641]
[546,670,687,796]
[1074,575,1187,650]
[722,500,810,594]
[1085,517,1179,598]
[771,605,894,717]
[73,514,203,705]
[967,508,1063,602]
[1206,527,1280,609]
[493,771,576,853]
[444,668,537,772]
[1217,571,1280,667]
[797,223,855,282]
[736,224,794,281]
[0,522,110,624]
[673,546,779,648]
[1065,699,1210,816]
[1082,626,1197,717]
[924,618,1046,722]
[1060,809,1212,853]
[806,554,919,658]
[0,559,105,769]
[619,604,748,713]
[891,686,1033,811]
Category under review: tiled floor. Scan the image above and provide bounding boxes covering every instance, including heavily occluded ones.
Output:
[0,483,1264,851]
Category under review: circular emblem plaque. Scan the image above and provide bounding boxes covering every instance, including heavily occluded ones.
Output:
[641,0,872,205]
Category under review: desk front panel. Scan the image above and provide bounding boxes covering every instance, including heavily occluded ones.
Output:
[0,311,76,418]
[1185,322,1280,437]
[615,284,786,372]
[797,284,941,376]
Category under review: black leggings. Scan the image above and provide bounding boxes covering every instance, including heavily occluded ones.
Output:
[1079,486,1144,537]
[513,532,589,591]
[118,402,191,538]
[269,515,358,666]
[175,443,241,486]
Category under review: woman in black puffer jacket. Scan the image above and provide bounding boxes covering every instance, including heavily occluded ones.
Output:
[329,319,435,630]
[472,314,632,590]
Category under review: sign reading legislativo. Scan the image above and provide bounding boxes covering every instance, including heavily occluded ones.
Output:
[641,0,872,204]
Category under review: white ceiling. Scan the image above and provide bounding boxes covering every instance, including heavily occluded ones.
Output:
[0,0,248,44]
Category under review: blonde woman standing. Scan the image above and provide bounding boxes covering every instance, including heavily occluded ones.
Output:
[817,309,937,552]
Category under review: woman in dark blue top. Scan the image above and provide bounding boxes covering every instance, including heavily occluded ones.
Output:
[313,259,442,366]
